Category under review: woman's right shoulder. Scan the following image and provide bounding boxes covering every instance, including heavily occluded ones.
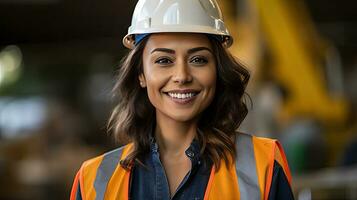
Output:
[70,143,134,199]
[80,143,134,172]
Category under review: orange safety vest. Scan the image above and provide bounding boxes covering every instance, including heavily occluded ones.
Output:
[70,133,292,200]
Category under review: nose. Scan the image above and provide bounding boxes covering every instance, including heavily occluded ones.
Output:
[172,61,193,84]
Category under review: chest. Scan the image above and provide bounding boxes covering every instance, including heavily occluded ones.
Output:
[162,156,192,196]
[129,157,211,200]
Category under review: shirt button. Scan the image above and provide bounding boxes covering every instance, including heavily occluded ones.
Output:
[186,150,195,158]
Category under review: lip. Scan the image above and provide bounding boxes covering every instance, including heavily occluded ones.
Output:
[163,89,200,105]
[164,89,200,93]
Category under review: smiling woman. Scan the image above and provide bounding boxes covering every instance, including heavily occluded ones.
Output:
[140,33,217,123]
[70,0,294,199]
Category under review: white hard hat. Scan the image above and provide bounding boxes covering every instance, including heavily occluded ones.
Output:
[123,0,233,49]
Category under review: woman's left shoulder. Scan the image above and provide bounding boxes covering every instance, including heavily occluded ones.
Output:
[236,132,292,182]
[236,132,279,153]
[237,133,287,158]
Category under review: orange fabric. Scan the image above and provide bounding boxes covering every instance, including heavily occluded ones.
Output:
[252,137,274,200]
[79,166,86,199]
[105,144,133,200]
[275,141,292,184]
[252,138,293,200]
[264,140,276,200]
[123,144,134,200]
[205,160,240,200]
[81,155,105,200]
[70,170,80,200]
[203,166,215,200]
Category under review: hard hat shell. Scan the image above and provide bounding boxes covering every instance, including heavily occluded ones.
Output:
[123,0,233,49]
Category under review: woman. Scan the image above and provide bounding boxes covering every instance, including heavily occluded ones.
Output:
[70,0,294,199]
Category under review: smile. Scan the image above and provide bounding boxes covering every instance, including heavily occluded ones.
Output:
[164,90,200,104]
[167,92,198,99]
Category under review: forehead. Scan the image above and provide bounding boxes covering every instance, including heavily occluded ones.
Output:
[144,33,212,52]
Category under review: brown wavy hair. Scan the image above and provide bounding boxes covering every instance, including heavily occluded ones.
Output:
[108,34,250,170]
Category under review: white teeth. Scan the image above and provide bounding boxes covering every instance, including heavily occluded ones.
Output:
[168,92,197,99]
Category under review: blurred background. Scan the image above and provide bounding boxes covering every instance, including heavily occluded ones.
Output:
[0,0,356,199]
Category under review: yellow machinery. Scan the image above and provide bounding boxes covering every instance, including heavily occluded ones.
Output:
[220,0,348,125]
[219,0,353,197]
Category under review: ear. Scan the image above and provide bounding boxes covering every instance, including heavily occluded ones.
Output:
[138,73,147,88]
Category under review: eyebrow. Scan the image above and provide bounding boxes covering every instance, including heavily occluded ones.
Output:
[150,47,213,55]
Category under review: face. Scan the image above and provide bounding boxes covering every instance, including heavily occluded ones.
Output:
[139,33,216,123]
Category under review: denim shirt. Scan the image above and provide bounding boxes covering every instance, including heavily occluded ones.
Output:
[129,139,212,200]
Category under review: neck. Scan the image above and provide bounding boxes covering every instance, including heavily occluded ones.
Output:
[155,112,198,156]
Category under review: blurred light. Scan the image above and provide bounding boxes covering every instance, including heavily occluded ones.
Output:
[0,45,23,88]
[298,188,312,200]
[0,97,47,139]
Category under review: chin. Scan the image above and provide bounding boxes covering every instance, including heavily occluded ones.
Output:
[167,112,198,123]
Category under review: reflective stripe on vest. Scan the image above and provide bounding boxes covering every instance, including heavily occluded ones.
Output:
[94,147,124,200]
[235,133,261,199]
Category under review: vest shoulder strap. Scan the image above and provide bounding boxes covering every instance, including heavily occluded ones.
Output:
[252,135,292,200]
[72,143,133,200]
[205,133,292,200]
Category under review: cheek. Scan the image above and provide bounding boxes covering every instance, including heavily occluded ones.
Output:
[143,70,167,106]
[145,82,161,110]
[145,68,166,90]
[206,76,217,102]
[198,66,217,91]
[145,77,161,99]
[205,74,217,109]
[203,66,217,106]
[143,62,158,89]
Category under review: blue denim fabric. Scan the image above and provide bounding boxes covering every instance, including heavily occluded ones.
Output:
[129,139,212,200]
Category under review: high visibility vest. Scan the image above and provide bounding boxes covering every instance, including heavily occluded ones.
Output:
[70,133,292,200]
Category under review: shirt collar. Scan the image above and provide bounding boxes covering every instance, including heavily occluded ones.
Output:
[149,136,201,165]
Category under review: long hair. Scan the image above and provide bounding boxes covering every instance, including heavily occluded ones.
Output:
[108,34,250,170]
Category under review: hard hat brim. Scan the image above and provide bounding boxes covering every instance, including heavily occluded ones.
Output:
[123,29,233,49]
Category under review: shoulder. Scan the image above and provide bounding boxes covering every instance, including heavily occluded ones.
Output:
[81,143,133,171]
[236,133,292,182]
[71,143,133,200]
[236,133,284,159]
[236,132,277,154]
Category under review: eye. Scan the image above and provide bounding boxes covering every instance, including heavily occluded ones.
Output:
[155,57,173,65]
[190,56,208,65]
